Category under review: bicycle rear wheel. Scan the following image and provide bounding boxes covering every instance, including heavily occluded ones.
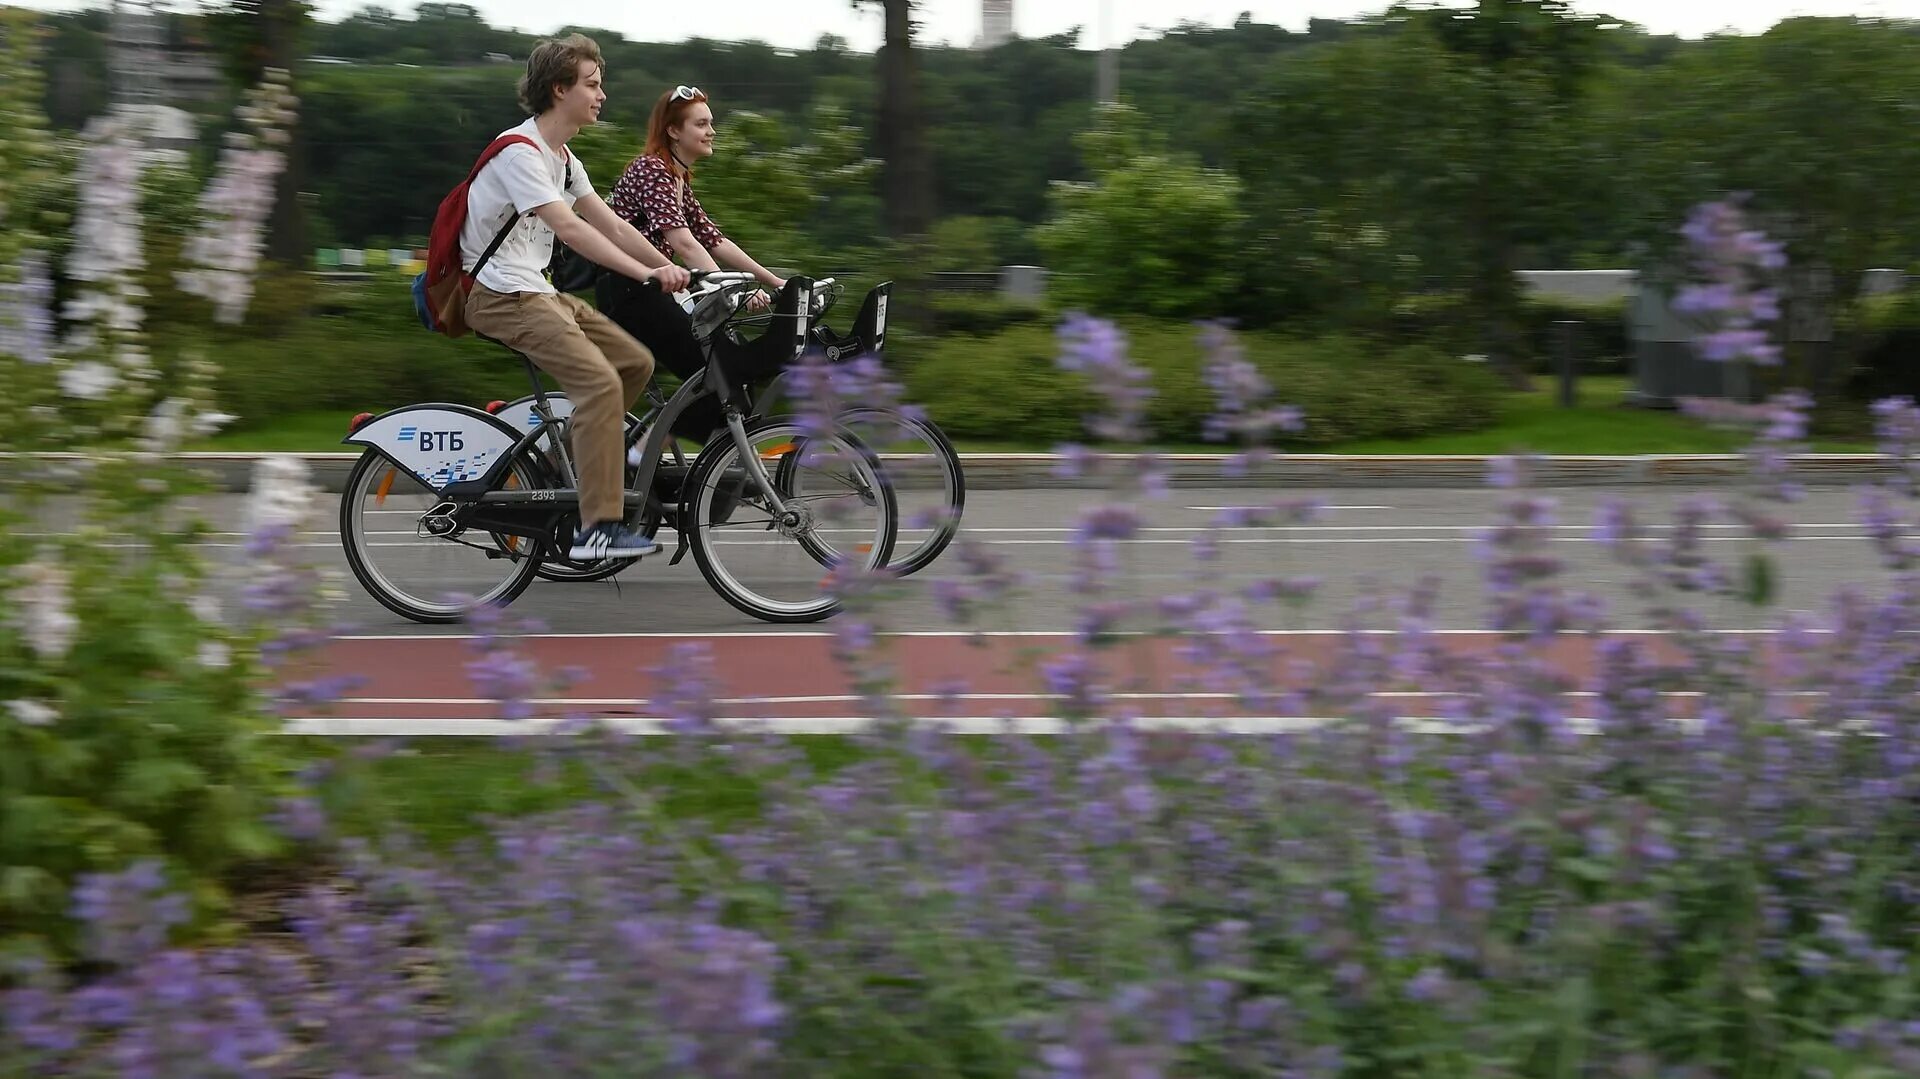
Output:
[338,449,546,624]
[686,419,896,623]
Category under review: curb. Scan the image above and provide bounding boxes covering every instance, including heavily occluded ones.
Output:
[14,451,1905,493]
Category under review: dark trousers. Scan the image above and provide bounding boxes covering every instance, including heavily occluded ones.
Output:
[594,273,728,440]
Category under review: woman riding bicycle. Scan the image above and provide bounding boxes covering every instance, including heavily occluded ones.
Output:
[597,85,786,389]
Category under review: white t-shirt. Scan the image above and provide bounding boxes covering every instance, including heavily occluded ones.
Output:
[458,117,594,295]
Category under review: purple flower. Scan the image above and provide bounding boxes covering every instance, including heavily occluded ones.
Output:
[1872,395,1920,494]
[71,861,189,967]
[1674,196,1788,366]
[1052,442,1100,479]
[1057,313,1153,443]
[1042,651,1104,716]
[1199,320,1303,448]
[1405,966,1449,1003]
[1487,455,1529,489]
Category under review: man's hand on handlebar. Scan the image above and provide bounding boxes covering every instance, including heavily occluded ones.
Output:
[645,264,692,293]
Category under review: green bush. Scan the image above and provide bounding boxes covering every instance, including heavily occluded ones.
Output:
[903,318,1503,446]
[1384,290,1631,375]
[1,466,301,964]
[920,292,1052,337]
[1033,106,1247,322]
[1843,284,1920,403]
[163,269,537,427]
[0,48,329,967]
[925,214,1032,271]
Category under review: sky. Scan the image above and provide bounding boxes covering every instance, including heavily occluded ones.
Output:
[8,0,1916,51]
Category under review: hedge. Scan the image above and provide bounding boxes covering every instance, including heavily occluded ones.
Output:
[176,272,1503,449]
[901,319,1504,446]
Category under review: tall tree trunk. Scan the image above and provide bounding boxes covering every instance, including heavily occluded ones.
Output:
[877,0,932,240]
[260,0,306,266]
[1471,65,1530,390]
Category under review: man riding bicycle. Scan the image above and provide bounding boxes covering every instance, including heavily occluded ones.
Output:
[459,34,690,561]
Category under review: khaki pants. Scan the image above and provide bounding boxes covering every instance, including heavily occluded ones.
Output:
[465,283,655,525]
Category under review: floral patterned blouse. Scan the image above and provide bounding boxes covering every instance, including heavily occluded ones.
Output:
[607,152,727,265]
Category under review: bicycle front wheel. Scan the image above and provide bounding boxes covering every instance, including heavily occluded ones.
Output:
[831,406,964,577]
[686,419,896,623]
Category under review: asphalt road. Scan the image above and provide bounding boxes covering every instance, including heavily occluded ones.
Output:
[118,482,1905,633]
[19,481,1906,730]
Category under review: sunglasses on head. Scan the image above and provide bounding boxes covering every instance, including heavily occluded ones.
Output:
[671,84,703,101]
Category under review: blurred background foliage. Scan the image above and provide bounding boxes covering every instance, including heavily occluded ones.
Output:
[19,1,1920,439]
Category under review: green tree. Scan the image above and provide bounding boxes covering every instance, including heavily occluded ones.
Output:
[678,103,880,266]
[1228,3,1612,361]
[1598,17,1920,395]
[1035,103,1245,319]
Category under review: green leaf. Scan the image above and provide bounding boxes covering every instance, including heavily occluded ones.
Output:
[1559,856,1614,884]
[113,759,209,814]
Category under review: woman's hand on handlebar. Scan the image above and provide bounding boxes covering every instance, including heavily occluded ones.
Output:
[746,276,789,312]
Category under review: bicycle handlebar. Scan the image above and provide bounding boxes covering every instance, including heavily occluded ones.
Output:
[685,269,759,293]
[655,269,844,322]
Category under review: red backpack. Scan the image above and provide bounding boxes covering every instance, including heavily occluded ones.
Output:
[411,133,570,337]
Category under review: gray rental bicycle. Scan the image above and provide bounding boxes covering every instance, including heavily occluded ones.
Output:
[337,271,898,624]
[493,274,965,586]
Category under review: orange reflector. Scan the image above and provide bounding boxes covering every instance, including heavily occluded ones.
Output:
[759,443,797,459]
[374,467,396,505]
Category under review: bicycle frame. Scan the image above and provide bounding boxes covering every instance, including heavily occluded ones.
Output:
[442,272,815,557]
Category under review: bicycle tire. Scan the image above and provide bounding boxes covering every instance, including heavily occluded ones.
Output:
[831,406,964,577]
[685,418,897,623]
[338,448,546,624]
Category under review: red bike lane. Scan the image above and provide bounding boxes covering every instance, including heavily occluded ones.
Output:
[285,629,1790,730]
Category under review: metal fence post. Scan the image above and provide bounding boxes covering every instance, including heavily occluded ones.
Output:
[1555,320,1578,408]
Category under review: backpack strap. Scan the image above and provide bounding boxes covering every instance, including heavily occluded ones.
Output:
[465,133,542,283]
[472,209,520,282]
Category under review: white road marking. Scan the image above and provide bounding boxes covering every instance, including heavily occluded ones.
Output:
[109,534,1881,550]
[337,688,1824,707]
[280,713,1871,737]
[281,715,1480,737]
[325,627,1822,641]
[1187,504,1396,511]
[14,522,1883,538]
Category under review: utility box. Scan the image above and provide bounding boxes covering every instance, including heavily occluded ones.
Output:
[1626,284,1746,407]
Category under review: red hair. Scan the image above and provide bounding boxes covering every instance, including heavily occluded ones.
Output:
[644,86,709,177]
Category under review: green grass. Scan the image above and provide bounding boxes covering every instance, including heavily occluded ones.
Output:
[1323,376,1751,455]
[284,735,875,849]
[1312,376,1865,455]
[190,377,1874,455]
[192,410,366,452]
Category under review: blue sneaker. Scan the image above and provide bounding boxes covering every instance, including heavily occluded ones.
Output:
[569,521,660,561]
